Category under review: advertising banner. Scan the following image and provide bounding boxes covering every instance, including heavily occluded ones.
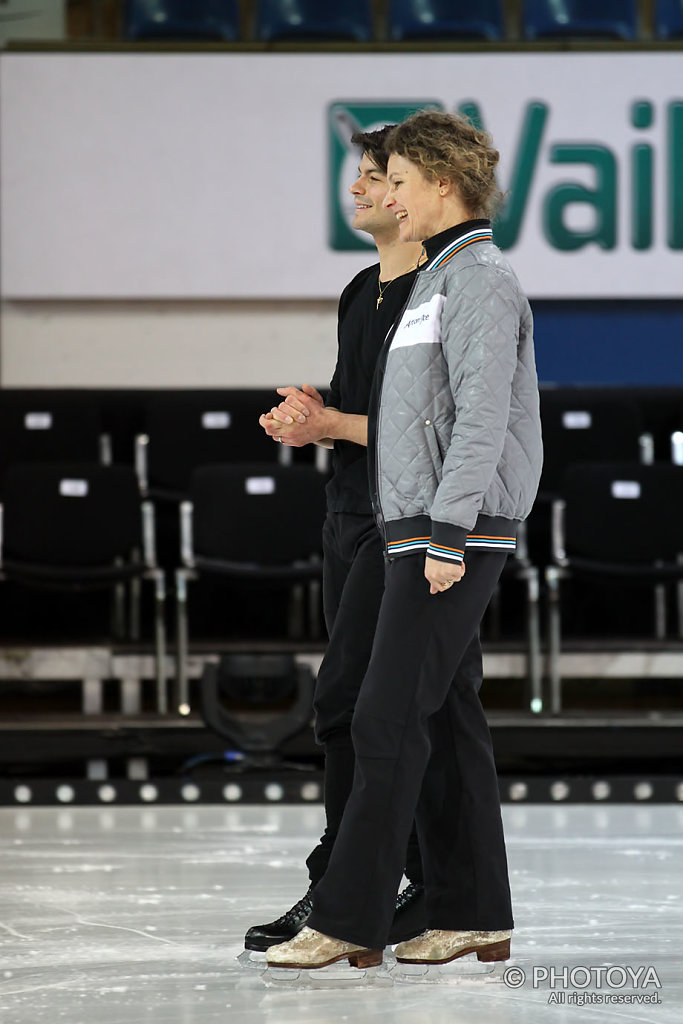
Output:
[1,52,681,298]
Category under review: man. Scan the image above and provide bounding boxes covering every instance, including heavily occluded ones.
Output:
[245,128,425,953]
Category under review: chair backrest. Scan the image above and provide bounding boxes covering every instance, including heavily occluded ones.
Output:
[656,0,683,38]
[539,392,643,495]
[190,463,326,564]
[2,464,142,567]
[562,463,683,564]
[522,0,638,39]
[256,0,373,41]
[389,0,504,41]
[143,390,280,493]
[0,390,103,488]
[124,0,240,41]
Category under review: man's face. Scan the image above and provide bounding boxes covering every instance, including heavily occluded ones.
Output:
[348,152,398,239]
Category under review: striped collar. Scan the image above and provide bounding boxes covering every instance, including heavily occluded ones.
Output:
[422,219,493,271]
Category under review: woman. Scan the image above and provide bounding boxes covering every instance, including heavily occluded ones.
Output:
[267,110,543,970]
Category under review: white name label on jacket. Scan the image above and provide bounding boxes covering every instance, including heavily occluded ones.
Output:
[390,294,445,351]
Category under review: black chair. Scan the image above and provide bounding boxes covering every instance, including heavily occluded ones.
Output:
[524,391,648,569]
[655,0,683,38]
[0,390,109,492]
[546,463,683,713]
[0,463,167,709]
[135,390,288,503]
[175,463,327,712]
[389,0,504,41]
[123,0,240,40]
[523,0,638,40]
[255,0,373,41]
[539,391,646,499]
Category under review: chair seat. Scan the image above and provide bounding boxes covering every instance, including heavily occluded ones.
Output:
[522,0,638,40]
[124,0,239,41]
[256,0,373,41]
[1,559,145,587]
[656,0,683,38]
[564,557,683,582]
[389,0,504,41]
[193,554,321,581]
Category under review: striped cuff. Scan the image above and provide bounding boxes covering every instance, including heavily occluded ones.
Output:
[427,522,468,565]
[386,535,430,558]
[426,541,465,564]
[467,534,517,552]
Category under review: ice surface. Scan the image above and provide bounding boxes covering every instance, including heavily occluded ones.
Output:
[0,803,681,1023]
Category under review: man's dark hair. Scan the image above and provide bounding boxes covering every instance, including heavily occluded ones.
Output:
[350,124,395,174]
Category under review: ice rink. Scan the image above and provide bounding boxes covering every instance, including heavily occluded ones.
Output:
[1,802,681,1023]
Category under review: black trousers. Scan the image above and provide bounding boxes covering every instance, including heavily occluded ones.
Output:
[305,512,423,887]
[307,550,513,951]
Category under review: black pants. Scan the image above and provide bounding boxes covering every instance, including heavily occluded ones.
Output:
[305,512,423,887]
[307,550,513,950]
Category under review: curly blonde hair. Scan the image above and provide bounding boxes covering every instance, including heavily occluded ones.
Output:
[386,111,503,220]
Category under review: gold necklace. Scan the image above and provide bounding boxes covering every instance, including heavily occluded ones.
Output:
[376,251,425,311]
[376,276,392,310]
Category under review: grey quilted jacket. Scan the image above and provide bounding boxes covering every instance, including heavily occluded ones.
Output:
[369,220,543,566]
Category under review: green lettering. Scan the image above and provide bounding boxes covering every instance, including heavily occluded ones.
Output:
[631,102,653,250]
[668,101,683,249]
[458,101,484,130]
[459,101,548,251]
[544,144,618,251]
[632,144,653,250]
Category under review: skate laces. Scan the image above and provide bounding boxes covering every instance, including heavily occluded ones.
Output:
[394,882,424,911]
[274,887,314,927]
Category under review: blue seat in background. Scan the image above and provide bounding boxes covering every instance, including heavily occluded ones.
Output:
[656,0,683,38]
[124,0,240,41]
[389,0,504,41]
[522,0,638,40]
[256,0,373,41]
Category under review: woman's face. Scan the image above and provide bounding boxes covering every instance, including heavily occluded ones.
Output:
[383,154,448,243]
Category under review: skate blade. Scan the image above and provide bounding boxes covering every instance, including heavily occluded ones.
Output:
[237,948,268,971]
[390,953,510,985]
[262,961,392,988]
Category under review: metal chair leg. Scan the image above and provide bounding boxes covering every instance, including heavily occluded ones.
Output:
[288,583,305,640]
[654,582,667,640]
[112,576,126,640]
[175,569,190,715]
[546,566,563,715]
[129,573,142,642]
[154,570,167,715]
[524,565,542,712]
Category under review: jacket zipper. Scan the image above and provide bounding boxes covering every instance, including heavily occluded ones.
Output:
[372,274,423,561]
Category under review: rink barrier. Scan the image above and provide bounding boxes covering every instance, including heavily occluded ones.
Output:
[1,774,683,806]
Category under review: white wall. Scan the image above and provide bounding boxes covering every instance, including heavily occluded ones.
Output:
[0,301,339,388]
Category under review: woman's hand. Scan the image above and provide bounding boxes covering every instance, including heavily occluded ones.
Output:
[424,555,466,595]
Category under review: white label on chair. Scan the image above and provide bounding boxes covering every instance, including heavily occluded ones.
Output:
[562,410,592,429]
[611,480,640,499]
[202,411,231,429]
[246,476,275,495]
[25,412,53,430]
[59,478,89,498]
